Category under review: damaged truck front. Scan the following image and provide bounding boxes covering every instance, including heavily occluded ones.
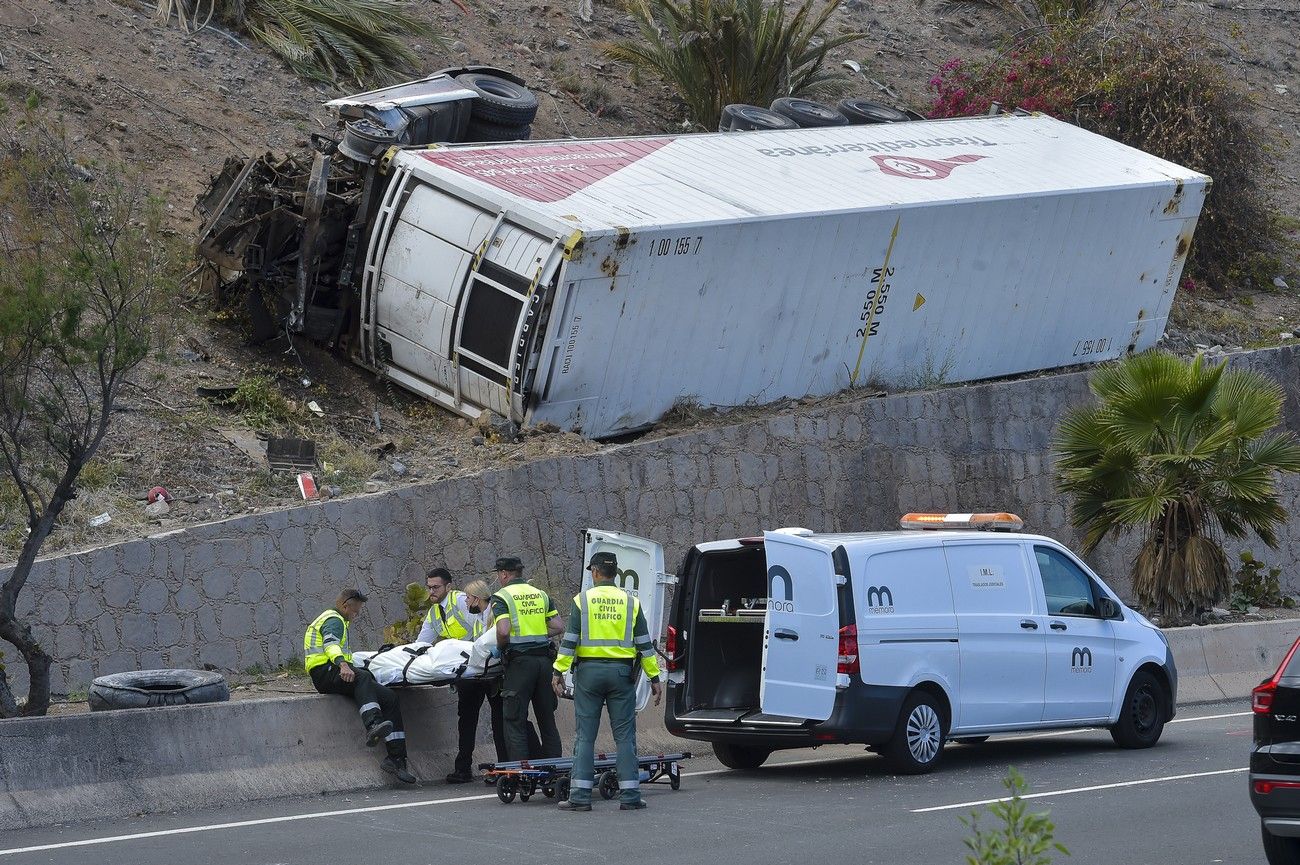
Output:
[196,91,1209,439]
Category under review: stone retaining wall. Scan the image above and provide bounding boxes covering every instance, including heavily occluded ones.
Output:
[8,345,1300,693]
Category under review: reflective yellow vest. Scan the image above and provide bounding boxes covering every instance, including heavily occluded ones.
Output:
[424,589,473,640]
[304,609,350,672]
[575,585,638,659]
[493,582,553,646]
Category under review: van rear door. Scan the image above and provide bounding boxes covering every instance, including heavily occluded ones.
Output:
[760,531,840,721]
[582,529,669,712]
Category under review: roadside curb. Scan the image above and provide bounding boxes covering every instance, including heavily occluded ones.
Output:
[1162,617,1299,705]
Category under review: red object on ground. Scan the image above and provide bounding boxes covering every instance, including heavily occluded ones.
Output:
[146,486,172,504]
[297,472,319,500]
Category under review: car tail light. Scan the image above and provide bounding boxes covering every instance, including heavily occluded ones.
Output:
[1255,636,1300,714]
[666,625,680,672]
[1255,780,1300,795]
[837,624,859,676]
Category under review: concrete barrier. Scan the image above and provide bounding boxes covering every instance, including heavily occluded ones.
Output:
[1163,617,1300,705]
[2,617,1295,833]
[0,682,677,833]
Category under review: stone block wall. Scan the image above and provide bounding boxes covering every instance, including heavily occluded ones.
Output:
[8,345,1300,693]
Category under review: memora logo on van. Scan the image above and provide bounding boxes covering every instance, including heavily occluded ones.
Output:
[1071,647,1093,671]
[768,565,794,613]
[867,585,894,614]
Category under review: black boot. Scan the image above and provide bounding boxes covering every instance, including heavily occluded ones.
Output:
[381,755,417,784]
[365,718,394,747]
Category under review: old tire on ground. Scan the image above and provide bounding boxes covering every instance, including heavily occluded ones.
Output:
[712,742,771,770]
[1263,822,1300,865]
[719,104,800,132]
[88,669,229,711]
[466,119,532,143]
[456,73,539,126]
[837,98,910,124]
[1110,669,1167,748]
[884,689,946,774]
[769,97,849,128]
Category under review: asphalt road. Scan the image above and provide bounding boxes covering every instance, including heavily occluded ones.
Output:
[1,701,1258,865]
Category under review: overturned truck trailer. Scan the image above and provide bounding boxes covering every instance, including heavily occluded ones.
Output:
[198,102,1209,438]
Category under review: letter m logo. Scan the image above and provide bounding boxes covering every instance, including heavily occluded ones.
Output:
[867,586,893,608]
[768,566,793,602]
[1071,647,1092,668]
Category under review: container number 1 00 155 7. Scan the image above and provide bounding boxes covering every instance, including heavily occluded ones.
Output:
[649,236,703,257]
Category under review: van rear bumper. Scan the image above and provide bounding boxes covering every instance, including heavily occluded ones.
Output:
[664,683,909,747]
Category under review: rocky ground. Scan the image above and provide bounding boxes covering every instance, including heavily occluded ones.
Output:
[1,0,1299,563]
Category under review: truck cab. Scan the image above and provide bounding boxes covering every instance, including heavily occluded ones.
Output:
[661,513,1178,773]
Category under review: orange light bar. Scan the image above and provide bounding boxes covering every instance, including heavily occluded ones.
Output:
[899,512,1025,531]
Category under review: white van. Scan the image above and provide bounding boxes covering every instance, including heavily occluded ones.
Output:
[644,513,1178,774]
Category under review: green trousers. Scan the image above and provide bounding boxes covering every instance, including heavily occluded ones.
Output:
[501,652,562,761]
[568,660,640,806]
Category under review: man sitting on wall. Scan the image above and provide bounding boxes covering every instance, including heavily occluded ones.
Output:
[304,588,416,784]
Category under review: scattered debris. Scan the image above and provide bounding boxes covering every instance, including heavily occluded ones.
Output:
[218,428,268,464]
[88,513,112,528]
[297,471,319,500]
[197,384,239,402]
[267,437,317,473]
[144,499,172,517]
[307,400,325,417]
[1276,276,1291,290]
[146,486,173,504]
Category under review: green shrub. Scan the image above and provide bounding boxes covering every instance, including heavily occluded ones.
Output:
[384,582,430,645]
[603,0,866,129]
[156,0,438,85]
[928,17,1278,292]
[1231,551,1295,612]
[961,768,1069,865]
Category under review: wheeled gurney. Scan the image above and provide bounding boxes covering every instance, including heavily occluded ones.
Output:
[480,752,692,803]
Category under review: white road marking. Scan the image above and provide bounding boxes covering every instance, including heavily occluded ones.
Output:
[0,709,1252,856]
[911,767,1249,813]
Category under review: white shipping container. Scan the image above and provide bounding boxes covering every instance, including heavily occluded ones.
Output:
[356,114,1208,438]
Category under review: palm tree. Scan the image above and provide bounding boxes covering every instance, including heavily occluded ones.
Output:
[1055,351,1300,623]
[603,0,866,129]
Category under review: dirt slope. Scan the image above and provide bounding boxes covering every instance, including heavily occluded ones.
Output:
[1,0,1298,563]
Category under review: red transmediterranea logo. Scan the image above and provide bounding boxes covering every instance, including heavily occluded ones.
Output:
[420,138,672,203]
[871,153,986,180]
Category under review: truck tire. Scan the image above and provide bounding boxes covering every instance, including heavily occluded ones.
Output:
[884,689,946,774]
[466,119,532,143]
[712,742,771,770]
[718,104,799,132]
[1110,670,1166,748]
[837,98,911,125]
[88,669,229,711]
[456,73,539,127]
[1263,822,1300,865]
[769,97,849,128]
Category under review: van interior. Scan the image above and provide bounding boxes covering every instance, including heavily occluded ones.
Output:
[683,545,769,718]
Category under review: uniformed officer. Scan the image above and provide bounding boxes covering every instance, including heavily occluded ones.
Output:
[552,552,662,812]
[304,588,416,784]
[416,567,473,644]
[491,556,565,761]
[446,579,510,784]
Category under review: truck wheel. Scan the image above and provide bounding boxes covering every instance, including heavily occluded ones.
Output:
[466,119,532,143]
[712,742,770,770]
[456,73,539,126]
[837,98,911,124]
[718,104,799,132]
[88,669,229,711]
[884,690,946,774]
[1110,670,1166,749]
[1263,822,1300,865]
[769,97,849,128]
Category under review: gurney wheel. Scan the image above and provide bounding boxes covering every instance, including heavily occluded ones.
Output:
[598,770,618,801]
[542,784,556,798]
[557,777,571,801]
[497,778,517,804]
[670,764,681,790]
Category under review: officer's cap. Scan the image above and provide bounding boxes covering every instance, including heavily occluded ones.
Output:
[587,551,618,576]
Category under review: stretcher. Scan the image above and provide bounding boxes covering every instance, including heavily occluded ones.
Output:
[479,752,692,804]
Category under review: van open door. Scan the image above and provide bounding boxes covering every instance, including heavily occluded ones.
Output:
[761,530,841,721]
[581,529,671,712]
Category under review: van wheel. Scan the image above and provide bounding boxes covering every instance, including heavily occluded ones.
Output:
[1110,670,1166,749]
[885,690,946,774]
[713,742,771,770]
[1263,822,1300,865]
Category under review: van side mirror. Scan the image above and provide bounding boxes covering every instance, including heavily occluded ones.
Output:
[1098,597,1120,619]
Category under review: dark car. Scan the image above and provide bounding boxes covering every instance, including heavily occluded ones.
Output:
[1251,636,1300,864]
